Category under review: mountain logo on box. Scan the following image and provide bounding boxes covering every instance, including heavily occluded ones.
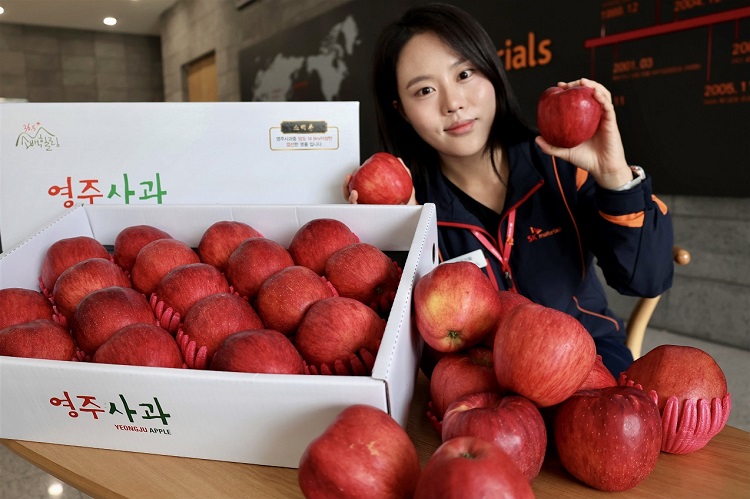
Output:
[527,225,561,243]
[16,123,60,151]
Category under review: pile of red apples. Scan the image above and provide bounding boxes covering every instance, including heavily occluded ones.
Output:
[0,217,404,377]
[297,261,732,498]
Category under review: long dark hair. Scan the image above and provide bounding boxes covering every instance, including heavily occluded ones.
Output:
[371,3,534,197]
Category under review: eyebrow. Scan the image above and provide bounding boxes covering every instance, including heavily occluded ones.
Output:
[404,57,470,89]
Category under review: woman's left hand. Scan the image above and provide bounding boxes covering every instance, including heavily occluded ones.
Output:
[535,78,633,190]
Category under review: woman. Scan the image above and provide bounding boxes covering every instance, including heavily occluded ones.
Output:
[347,3,674,377]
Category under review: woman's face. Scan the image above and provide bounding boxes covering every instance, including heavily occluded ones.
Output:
[395,31,496,162]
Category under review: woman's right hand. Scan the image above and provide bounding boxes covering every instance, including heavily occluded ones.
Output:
[342,172,359,204]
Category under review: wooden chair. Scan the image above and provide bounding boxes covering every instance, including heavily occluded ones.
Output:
[625,246,691,359]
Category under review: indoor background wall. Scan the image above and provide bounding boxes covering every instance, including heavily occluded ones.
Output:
[0,24,163,102]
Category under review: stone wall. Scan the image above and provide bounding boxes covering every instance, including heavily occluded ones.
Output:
[0,23,163,102]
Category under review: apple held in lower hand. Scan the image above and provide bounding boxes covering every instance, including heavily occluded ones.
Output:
[493,302,596,407]
[442,392,547,483]
[298,404,420,499]
[554,385,662,492]
[348,152,413,205]
[537,86,602,148]
[414,436,534,499]
[619,344,731,454]
[413,262,502,353]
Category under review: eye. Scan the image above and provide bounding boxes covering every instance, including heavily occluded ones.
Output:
[458,69,474,80]
[417,87,434,96]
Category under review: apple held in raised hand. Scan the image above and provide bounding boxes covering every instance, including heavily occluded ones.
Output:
[442,392,547,483]
[348,152,413,205]
[493,302,596,407]
[554,385,662,492]
[413,436,534,499]
[298,404,420,499]
[413,261,501,353]
[537,85,602,148]
[619,344,731,454]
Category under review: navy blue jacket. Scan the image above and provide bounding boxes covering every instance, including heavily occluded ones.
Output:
[415,139,674,372]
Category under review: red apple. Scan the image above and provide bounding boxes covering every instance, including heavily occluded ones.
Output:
[71,285,157,357]
[428,347,502,422]
[413,262,501,353]
[481,290,532,347]
[579,354,617,391]
[414,436,534,499]
[554,386,662,492]
[225,237,294,300]
[93,323,183,368]
[537,85,602,148]
[619,344,731,454]
[298,404,420,499]
[0,319,76,361]
[295,296,385,375]
[0,287,54,330]
[441,392,547,483]
[52,258,131,324]
[40,236,110,295]
[130,238,201,296]
[176,292,264,369]
[210,329,305,374]
[493,302,596,407]
[254,265,336,336]
[113,224,172,273]
[197,220,263,272]
[348,152,413,205]
[288,218,360,275]
[324,242,402,315]
[151,262,230,332]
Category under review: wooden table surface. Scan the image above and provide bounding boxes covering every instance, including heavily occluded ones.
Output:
[4,371,750,499]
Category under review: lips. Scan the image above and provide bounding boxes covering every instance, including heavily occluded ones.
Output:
[445,119,475,134]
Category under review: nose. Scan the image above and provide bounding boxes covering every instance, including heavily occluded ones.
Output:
[442,85,464,114]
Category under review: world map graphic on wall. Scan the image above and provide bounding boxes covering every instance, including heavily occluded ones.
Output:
[239,0,750,197]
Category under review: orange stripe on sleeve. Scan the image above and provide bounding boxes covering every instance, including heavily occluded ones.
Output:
[599,210,645,228]
[652,195,668,215]
[576,169,589,190]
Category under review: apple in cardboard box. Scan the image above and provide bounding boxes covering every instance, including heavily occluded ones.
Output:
[554,385,662,492]
[225,237,294,300]
[0,288,55,330]
[210,329,305,375]
[298,404,420,499]
[537,86,602,148]
[197,220,263,272]
[93,323,184,369]
[619,344,731,454]
[413,436,534,499]
[0,319,76,361]
[113,224,172,274]
[442,392,547,483]
[288,218,360,276]
[40,236,111,296]
[130,238,201,296]
[413,262,501,353]
[493,302,596,407]
[348,152,413,205]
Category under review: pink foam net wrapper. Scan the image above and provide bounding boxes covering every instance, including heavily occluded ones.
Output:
[619,373,731,454]
[149,293,182,334]
[175,328,210,370]
[304,345,379,376]
[425,401,443,435]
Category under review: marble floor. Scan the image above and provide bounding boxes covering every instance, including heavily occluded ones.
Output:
[1,327,748,499]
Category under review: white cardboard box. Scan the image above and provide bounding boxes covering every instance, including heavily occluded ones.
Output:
[0,102,360,250]
[0,203,438,468]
